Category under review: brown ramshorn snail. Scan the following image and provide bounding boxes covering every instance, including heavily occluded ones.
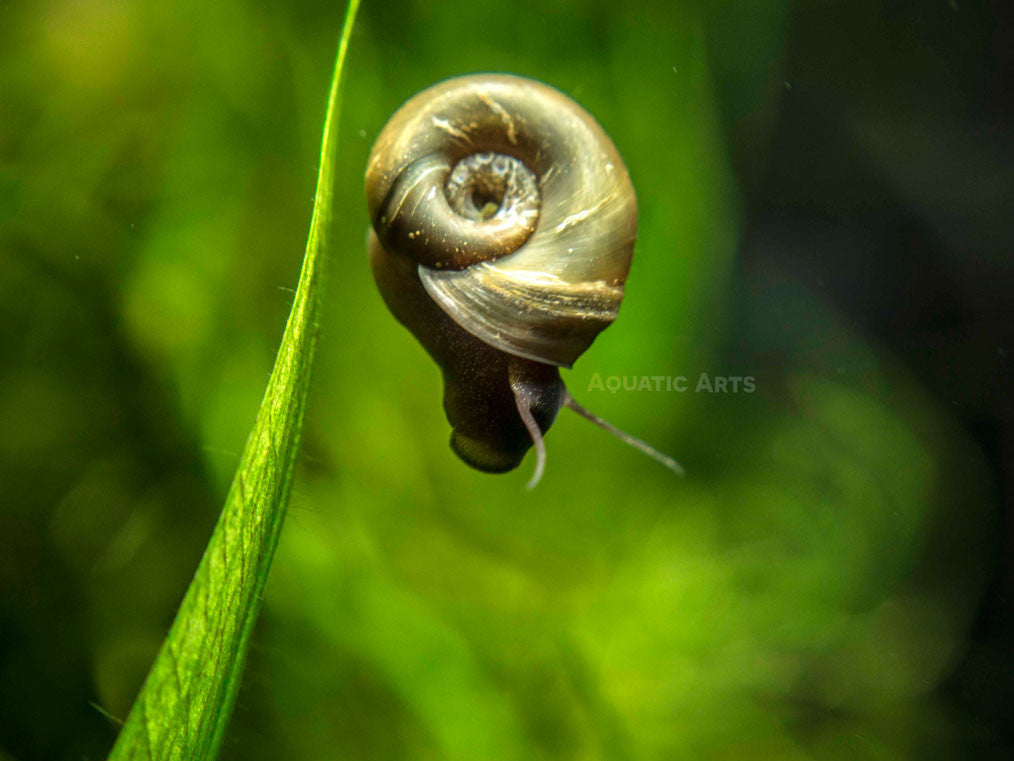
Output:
[366,73,680,486]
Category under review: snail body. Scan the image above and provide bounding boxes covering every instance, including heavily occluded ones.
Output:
[368,228,564,473]
[367,74,678,483]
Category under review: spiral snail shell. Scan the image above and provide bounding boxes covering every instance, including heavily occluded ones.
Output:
[366,74,679,485]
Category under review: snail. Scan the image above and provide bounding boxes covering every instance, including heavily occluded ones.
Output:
[366,73,681,487]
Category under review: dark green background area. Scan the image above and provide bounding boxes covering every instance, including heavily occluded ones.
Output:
[1,0,1011,759]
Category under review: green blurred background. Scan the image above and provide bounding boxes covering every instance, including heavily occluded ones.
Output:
[1,0,1012,758]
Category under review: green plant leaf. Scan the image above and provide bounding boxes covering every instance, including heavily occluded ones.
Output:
[106,2,360,758]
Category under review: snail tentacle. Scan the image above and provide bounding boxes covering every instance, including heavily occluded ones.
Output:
[563,392,685,476]
[509,366,548,490]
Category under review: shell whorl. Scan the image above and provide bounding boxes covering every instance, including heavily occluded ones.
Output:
[366,74,637,368]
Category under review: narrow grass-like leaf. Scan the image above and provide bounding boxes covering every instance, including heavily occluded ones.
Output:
[107,2,360,758]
